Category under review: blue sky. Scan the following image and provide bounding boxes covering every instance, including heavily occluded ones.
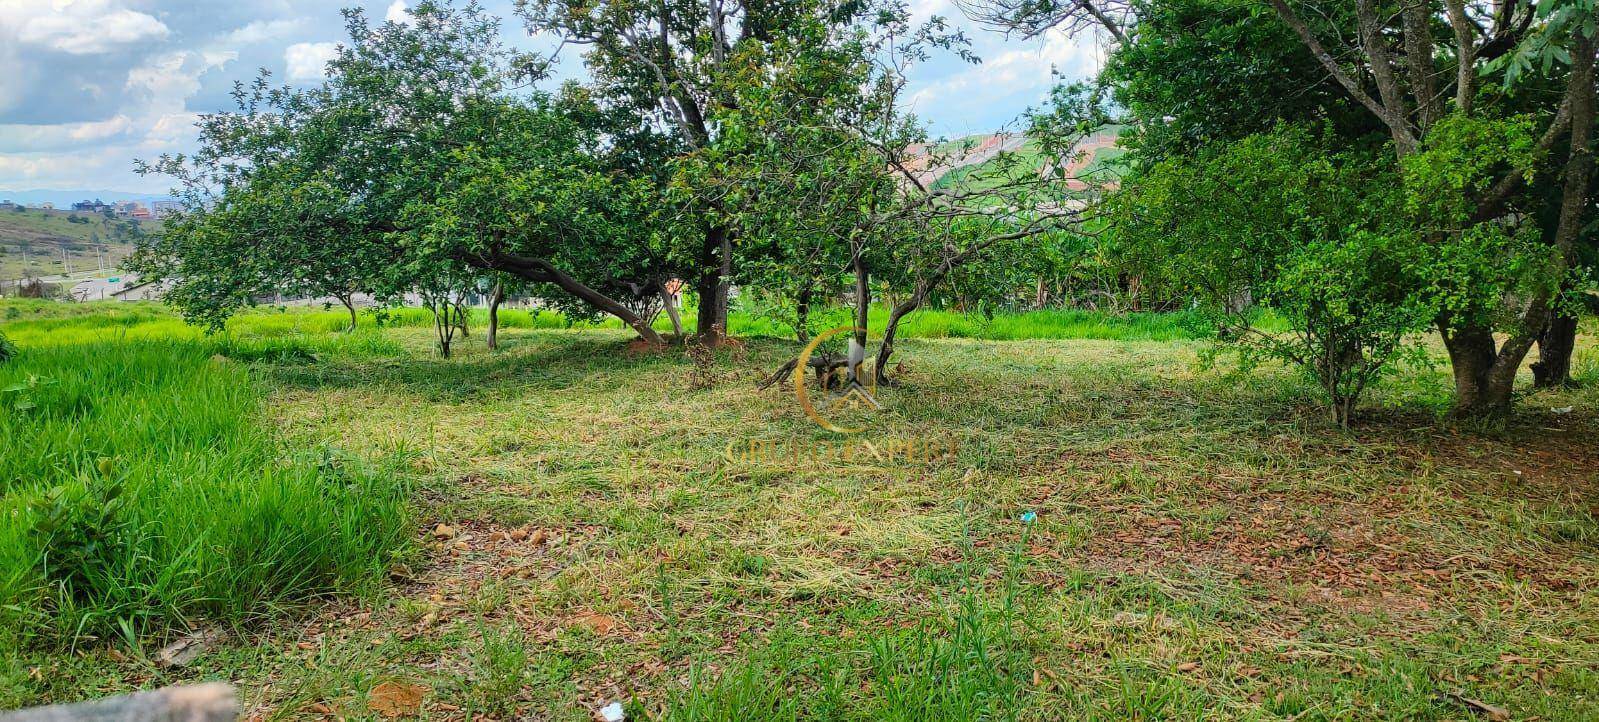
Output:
[0,0,1105,193]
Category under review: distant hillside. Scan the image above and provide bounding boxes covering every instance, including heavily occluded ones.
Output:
[0,207,152,281]
[910,126,1127,194]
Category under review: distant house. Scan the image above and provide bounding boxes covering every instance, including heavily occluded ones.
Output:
[36,202,54,210]
[73,199,112,213]
[151,200,181,219]
[129,207,152,220]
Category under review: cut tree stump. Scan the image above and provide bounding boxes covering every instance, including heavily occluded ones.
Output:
[0,683,236,722]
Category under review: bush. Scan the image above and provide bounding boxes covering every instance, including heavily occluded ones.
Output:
[0,341,411,647]
[0,332,15,364]
[1110,126,1436,424]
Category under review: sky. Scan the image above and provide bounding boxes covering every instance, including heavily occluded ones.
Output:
[0,0,1107,194]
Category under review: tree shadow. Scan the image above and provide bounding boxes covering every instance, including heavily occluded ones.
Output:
[260,332,693,402]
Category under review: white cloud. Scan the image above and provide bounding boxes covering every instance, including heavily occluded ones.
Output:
[284,41,339,81]
[0,146,145,187]
[0,115,134,152]
[909,0,954,24]
[221,18,305,46]
[122,51,234,149]
[126,51,237,115]
[906,27,1101,134]
[10,0,170,55]
[145,112,202,144]
[386,1,414,25]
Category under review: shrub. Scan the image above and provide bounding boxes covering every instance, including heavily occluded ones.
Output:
[1110,126,1436,425]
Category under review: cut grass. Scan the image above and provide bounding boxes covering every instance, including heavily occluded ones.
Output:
[1,302,1595,719]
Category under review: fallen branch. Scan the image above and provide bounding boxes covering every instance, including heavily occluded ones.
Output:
[758,354,848,390]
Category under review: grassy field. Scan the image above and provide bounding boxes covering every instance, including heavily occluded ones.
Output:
[0,300,1228,345]
[2,301,1596,720]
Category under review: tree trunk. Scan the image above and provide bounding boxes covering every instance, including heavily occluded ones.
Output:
[794,283,813,344]
[436,321,454,359]
[875,301,913,385]
[848,246,870,385]
[1442,31,1594,416]
[659,282,684,338]
[876,280,933,385]
[1526,31,1596,390]
[1532,310,1579,388]
[1442,323,1508,416]
[453,297,471,339]
[694,226,732,344]
[486,281,504,350]
[339,294,358,332]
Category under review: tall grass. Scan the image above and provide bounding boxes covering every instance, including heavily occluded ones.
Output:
[3,299,1239,348]
[0,341,410,649]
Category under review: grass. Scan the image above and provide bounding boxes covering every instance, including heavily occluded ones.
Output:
[1,300,1596,719]
[0,338,412,660]
[0,299,1229,349]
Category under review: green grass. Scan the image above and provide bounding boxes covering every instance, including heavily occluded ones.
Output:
[1,300,1596,719]
[0,339,412,656]
[1,300,1233,349]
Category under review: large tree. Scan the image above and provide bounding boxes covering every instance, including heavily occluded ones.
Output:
[516,0,915,344]
[137,1,674,343]
[969,0,1598,416]
[726,8,1085,389]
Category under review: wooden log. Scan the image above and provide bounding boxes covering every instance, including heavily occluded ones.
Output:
[0,683,236,722]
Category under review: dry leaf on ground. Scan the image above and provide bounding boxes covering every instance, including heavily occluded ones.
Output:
[369,681,428,719]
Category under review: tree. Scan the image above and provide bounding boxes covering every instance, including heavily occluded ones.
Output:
[136,1,675,343]
[1264,0,1596,416]
[517,0,912,344]
[402,102,673,346]
[131,169,389,332]
[731,8,1084,389]
[1110,125,1441,424]
[971,0,1598,416]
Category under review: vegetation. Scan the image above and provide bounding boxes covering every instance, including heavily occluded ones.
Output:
[0,207,149,280]
[983,0,1599,419]
[2,303,1595,718]
[0,327,411,653]
[0,300,1228,347]
[7,0,1597,717]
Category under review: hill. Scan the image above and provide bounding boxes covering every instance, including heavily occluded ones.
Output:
[0,207,151,281]
[910,126,1126,194]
